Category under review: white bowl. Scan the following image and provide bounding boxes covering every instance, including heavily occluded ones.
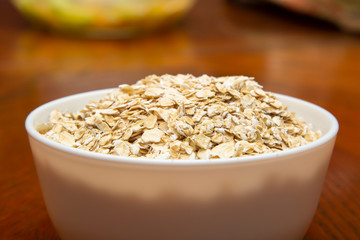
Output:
[25,89,338,240]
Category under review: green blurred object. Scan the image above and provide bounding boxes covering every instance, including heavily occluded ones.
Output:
[12,0,196,38]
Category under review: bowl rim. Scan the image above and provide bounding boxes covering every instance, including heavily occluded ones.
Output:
[25,89,339,166]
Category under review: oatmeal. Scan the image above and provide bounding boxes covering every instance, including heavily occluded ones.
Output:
[38,74,321,159]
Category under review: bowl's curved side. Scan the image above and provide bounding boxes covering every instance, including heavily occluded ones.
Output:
[28,134,336,240]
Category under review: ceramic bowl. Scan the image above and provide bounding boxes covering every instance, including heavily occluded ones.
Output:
[25,89,338,240]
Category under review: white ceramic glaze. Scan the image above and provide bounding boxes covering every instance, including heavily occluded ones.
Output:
[25,89,338,240]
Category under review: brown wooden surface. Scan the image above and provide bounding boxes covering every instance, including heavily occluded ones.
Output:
[1,0,360,239]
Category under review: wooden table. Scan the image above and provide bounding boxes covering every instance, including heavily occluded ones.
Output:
[1,0,359,239]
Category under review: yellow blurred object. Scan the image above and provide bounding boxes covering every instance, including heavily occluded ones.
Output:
[12,0,196,38]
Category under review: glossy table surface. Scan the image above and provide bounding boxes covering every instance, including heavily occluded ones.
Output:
[1,0,359,239]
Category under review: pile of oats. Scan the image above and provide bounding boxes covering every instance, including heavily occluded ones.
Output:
[38,74,321,160]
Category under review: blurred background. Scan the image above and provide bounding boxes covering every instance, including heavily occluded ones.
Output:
[1,0,360,239]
